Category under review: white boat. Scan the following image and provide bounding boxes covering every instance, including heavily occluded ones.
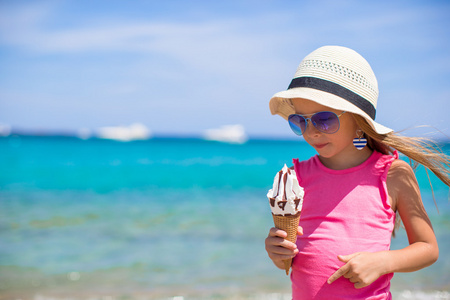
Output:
[203,124,248,144]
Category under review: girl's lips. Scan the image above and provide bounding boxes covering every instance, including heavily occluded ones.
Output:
[314,143,328,149]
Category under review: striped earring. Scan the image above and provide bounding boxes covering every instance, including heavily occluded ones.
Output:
[353,130,367,150]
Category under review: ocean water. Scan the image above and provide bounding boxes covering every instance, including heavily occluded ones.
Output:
[0,136,449,300]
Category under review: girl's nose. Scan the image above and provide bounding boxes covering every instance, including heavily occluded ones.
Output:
[304,120,321,137]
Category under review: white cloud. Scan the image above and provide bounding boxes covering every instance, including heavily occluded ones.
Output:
[0,5,294,82]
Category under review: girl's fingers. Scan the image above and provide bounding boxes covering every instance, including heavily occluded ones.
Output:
[266,227,299,259]
[268,227,287,238]
[267,244,298,256]
[266,235,297,250]
[267,227,297,249]
[265,243,298,261]
[265,227,300,264]
[327,263,350,284]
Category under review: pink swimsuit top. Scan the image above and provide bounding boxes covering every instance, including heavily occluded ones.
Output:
[292,151,398,299]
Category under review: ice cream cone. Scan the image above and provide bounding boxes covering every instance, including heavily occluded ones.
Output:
[272,213,301,275]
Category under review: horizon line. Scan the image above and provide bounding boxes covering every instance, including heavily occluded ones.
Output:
[2,131,450,144]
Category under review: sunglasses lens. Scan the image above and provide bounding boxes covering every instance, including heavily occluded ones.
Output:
[311,112,340,133]
[288,115,307,136]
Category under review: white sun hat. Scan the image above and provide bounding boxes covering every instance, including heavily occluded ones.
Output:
[269,45,393,135]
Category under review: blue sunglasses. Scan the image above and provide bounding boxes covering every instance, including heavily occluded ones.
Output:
[288,111,346,136]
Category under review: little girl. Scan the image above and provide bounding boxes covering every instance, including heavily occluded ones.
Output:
[264,46,450,299]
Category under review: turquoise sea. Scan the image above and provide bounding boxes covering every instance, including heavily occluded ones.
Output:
[0,136,449,300]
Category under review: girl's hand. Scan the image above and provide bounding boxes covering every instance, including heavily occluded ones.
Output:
[265,226,303,269]
[327,252,388,289]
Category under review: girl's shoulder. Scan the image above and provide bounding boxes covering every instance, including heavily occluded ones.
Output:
[387,159,416,181]
[386,159,420,211]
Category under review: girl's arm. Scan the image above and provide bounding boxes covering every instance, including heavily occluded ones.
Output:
[383,159,439,272]
[328,159,439,288]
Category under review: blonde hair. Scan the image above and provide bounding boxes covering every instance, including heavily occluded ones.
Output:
[352,115,450,235]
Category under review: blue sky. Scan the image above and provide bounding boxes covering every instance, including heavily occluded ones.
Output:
[0,0,449,139]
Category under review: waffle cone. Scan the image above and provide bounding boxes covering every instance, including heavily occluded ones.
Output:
[272,213,301,275]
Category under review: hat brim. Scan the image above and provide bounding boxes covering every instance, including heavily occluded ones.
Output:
[269,87,393,135]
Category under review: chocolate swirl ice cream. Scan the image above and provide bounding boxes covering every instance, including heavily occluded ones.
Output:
[267,164,304,216]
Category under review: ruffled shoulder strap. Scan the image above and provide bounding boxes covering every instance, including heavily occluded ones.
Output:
[292,158,301,184]
[292,156,317,184]
[377,150,399,180]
